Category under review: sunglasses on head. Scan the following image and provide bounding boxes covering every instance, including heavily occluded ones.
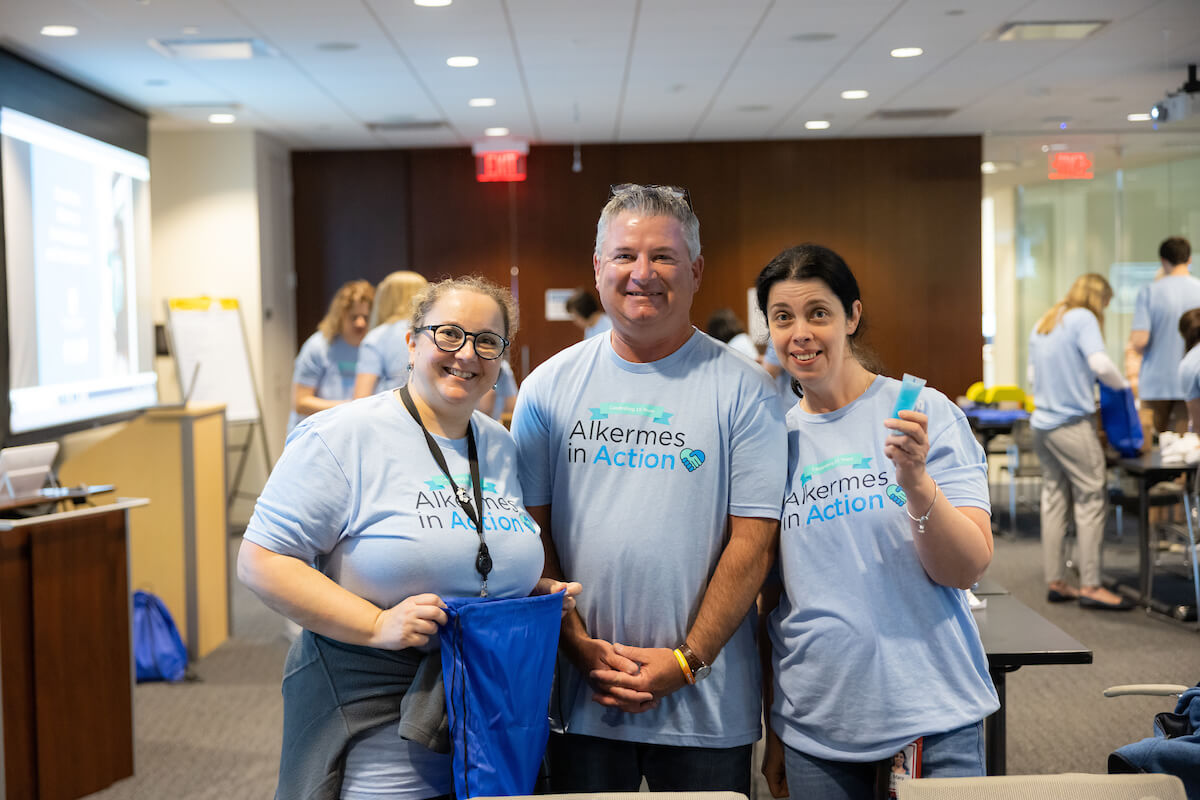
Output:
[608,183,693,212]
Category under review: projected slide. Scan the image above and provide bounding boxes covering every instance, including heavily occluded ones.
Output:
[2,107,156,436]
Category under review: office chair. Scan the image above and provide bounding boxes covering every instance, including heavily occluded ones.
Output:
[894,772,1186,799]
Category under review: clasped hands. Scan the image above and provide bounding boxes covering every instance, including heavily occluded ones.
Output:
[571,638,691,713]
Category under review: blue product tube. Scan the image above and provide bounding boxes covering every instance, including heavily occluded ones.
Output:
[892,373,926,418]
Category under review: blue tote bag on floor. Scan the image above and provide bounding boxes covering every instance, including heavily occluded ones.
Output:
[439,592,563,799]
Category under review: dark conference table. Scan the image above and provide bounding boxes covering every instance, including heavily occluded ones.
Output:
[1115,453,1199,623]
[973,589,1093,776]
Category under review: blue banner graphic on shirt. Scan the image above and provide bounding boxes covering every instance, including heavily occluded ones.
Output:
[424,474,498,493]
[589,401,673,425]
[799,453,872,485]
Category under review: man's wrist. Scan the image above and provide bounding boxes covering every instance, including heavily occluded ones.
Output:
[676,641,711,682]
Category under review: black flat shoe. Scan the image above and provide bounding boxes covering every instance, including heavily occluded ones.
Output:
[1047,588,1078,603]
[1079,595,1136,611]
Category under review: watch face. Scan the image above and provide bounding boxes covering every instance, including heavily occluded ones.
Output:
[694,664,712,681]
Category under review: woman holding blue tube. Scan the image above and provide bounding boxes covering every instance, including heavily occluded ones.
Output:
[756,244,998,800]
[1028,273,1133,610]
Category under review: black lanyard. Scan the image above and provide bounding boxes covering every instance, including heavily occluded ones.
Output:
[398,386,492,596]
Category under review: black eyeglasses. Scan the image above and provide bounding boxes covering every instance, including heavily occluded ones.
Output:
[608,183,693,211]
[416,324,509,360]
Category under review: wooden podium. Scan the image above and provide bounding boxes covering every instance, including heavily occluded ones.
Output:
[0,499,147,800]
[59,404,230,659]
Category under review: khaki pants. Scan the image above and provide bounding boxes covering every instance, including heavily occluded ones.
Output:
[1032,418,1109,587]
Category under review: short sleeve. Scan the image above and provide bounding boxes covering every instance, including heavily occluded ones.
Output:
[292,335,327,387]
[1182,355,1200,401]
[511,374,553,507]
[243,425,352,560]
[356,335,385,377]
[927,401,990,512]
[1131,285,1151,333]
[1072,310,1107,358]
[728,385,788,519]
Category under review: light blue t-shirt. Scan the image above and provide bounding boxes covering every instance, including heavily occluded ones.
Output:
[1133,274,1200,400]
[288,331,360,433]
[1028,307,1106,431]
[584,314,613,339]
[512,329,787,748]
[769,376,998,762]
[1179,345,1200,402]
[487,360,517,420]
[762,343,798,414]
[357,320,412,393]
[245,392,544,799]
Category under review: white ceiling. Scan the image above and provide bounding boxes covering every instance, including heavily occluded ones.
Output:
[1,0,1198,166]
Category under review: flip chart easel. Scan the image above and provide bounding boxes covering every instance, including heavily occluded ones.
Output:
[165,297,272,511]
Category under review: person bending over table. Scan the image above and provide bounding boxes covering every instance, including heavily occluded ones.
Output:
[1177,307,1200,433]
[239,276,579,800]
[757,244,999,800]
[1028,273,1134,611]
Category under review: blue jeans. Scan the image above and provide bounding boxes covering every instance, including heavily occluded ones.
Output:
[547,732,752,795]
[783,721,986,800]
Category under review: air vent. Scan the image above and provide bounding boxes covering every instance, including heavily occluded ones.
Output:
[870,108,958,120]
[366,120,447,133]
[149,38,277,60]
[987,21,1108,41]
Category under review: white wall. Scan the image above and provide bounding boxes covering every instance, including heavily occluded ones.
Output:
[147,128,294,527]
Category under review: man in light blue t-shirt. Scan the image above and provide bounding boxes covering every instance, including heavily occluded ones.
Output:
[512,185,786,795]
[1128,236,1199,434]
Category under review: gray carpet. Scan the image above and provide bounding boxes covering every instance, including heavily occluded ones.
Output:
[82,532,1198,799]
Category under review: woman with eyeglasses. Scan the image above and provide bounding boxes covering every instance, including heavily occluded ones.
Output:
[239,276,579,800]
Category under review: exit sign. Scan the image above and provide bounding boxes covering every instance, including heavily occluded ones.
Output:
[475,150,527,183]
[1048,152,1093,180]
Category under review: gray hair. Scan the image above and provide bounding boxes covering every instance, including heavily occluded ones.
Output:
[594,184,701,262]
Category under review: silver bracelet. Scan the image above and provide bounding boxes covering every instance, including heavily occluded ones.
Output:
[905,479,938,534]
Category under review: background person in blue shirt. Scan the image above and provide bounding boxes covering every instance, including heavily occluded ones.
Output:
[757,243,998,800]
[1127,237,1198,435]
[565,287,612,340]
[1029,273,1133,610]
[1176,307,1200,433]
[288,279,374,434]
[354,270,428,398]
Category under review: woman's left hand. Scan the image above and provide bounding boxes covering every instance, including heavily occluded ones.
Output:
[883,409,931,491]
[532,578,582,616]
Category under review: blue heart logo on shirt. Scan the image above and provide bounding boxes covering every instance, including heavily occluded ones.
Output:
[680,448,706,472]
[886,484,907,507]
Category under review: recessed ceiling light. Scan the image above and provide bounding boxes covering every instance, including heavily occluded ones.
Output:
[468,97,496,107]
[991,20,1108,41]
[890,47,923,58]
[447,56,479,68]
[1041,145,1050,152]
[805,120,831,130]
[208,113,236,124]
[484,127,509,137]
[40,25,78,37]
[841,89,869,100]
[415,0,452,5]
[1127,113,1152,122]
[980,162,997,174]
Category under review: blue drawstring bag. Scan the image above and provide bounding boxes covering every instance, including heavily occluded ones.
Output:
[440,592,563,798]
[1099,383,1144,458]
[133,590,188,682]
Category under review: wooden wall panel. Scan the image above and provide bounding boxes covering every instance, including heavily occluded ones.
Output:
[291,150,413,337]
[292,136,983,397]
